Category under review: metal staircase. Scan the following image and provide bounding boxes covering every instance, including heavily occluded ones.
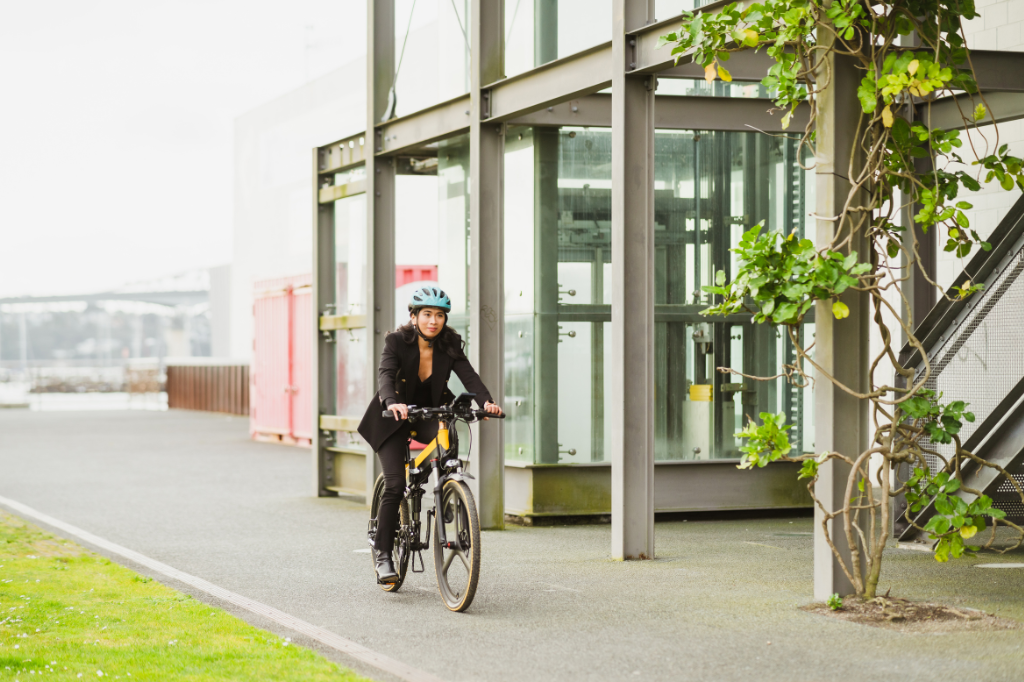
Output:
[896,194,1024,540]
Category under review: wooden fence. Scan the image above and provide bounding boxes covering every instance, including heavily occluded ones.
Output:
[166,365,249,416]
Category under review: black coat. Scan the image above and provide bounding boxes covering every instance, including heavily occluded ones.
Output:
[357,330,493,452]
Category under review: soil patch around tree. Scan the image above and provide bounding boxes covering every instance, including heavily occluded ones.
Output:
[802,595,1022,633]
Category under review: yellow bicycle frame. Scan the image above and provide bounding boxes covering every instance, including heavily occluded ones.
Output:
[408,421,450,470]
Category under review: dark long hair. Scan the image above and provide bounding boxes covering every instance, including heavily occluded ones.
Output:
[397,314,467,360]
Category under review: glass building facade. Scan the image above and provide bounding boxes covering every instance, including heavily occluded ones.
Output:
[503,126,814,464]
[312,0,833,530]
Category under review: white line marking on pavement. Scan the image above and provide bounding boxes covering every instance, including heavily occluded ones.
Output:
[0,495,444,682]
[353,548,372,553]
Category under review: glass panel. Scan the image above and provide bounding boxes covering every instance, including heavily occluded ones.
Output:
[652,129,813,459]
[392,0,471,118]
[555,128,612,462]
[657,79,770,99]
[654,0,701,22]
[504,125,812,463]
[334,193,367,418]
[395,172,439,328]
[504,128,536,462]
[437,136,471,344]
[504,0,613,78]
[393,135,470,399]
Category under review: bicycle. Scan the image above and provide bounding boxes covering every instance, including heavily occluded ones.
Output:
[368,392,504,612]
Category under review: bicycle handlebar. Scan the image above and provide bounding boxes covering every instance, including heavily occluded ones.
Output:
[381,406,506,422]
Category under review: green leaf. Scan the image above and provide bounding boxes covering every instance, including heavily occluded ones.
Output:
[832,301,850,319]
[798,459,818,480]
[655,34,677,49]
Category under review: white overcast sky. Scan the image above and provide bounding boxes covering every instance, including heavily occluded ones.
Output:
[0,0,367,298]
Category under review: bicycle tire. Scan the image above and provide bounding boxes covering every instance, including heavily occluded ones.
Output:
[432,479,481,612]
[369,473,410,593]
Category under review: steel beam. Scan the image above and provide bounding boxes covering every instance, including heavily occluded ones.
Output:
[629,2,759,75]
[610,0,656,561]
[654,93,806,130]
[375,94,472,156]
[653,52,774,81]
[319,314,368,331]
[969,51,1024,92]
[919,91,1024,132]
[319,415,362,433]
[313,147,338,497]
[508,93,808,131]
[318,179,366,204]
[812,47,870,599]
[317,133,367,176]
[468,0,506,530]
[486,5,778,126]
[486,42,613,122]
[365,0,396,497]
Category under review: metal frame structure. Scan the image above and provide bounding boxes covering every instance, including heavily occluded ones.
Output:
[310,0,1024,591]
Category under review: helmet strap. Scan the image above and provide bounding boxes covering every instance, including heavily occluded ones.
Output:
[414,323,434,348]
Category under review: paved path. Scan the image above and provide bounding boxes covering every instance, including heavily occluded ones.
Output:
[1,410,1022,682]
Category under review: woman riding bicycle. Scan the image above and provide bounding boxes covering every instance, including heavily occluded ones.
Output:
[357,286,502,584]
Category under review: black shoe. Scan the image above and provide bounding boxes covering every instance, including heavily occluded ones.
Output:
[374,551,399,583]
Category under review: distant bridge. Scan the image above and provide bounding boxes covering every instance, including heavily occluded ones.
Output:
[0,290,208,308]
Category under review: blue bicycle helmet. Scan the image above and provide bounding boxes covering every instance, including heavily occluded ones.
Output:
[408,286,452,313]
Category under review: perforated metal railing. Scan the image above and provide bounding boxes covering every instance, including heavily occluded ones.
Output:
[913,225,1024,520]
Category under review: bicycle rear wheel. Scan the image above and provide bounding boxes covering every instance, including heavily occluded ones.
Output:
[432,479,480,612]
[369,473,410,593]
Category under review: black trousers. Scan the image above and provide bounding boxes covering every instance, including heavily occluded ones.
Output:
[373,420,438,554]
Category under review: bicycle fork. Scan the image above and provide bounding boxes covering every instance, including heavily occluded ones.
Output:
[430,458,460,550]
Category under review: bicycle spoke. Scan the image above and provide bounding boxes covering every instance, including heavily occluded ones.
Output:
[455,549,470,572]
[442,548,458,574]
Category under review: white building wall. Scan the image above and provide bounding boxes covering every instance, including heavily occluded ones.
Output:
[935,1,1024,288]
[230,61,366,360]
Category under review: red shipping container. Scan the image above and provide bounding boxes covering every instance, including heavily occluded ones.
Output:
[252,266,436,447]
[251,274,312,445]
[396,265,438,288]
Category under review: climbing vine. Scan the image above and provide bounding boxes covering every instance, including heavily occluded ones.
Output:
[661,0,1024,598]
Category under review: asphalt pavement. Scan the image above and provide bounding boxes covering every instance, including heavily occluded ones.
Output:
[1,410,1022,682]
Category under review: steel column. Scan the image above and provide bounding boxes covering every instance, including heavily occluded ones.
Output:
[470,0,506,530]
[813,47,869,599]
[313,148,338,496]
[535,0,558,66]
[610,0,656,561]
[366,0,396,496]
[534,127,560,464]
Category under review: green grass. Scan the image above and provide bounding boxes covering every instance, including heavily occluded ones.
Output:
[0,511,374,682]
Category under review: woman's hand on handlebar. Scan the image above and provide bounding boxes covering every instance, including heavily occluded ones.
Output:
[482,401,503,420]
[388,403,409,421]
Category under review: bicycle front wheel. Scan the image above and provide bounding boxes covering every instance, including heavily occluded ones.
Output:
[432,479,481,612]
